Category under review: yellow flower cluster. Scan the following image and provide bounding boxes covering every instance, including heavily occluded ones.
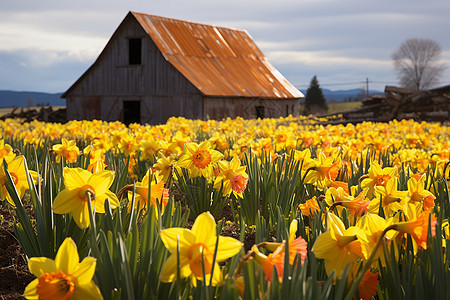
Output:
[1,117,447,176]
[0,114,449,299]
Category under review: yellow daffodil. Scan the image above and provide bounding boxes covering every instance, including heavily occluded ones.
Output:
[299,196,320,217]
[118,134,138,157]
[139,138,161,161]
[360,161,398,198]
[304,150,341,190]
[24,237,103,300]
[153,153,179,184]
[406,174,435,211]
[311,212,367,278]
[177,141,224,179]
[0,155,37,206]
[355,213,395,267]
[0,139,14,160]
[368,177,407,217]
[288,148,313,176]
[392,211,437,250]
[210,135,230,153]
[252,219,308,282]
[339,188,370,220]
[213,157,248,197]
[328,180,349,194]
[325,186,353,206]
[52,138,79,163]
[127,169,169,214]
[52,167,119,229]
[83,145,106,174]
[159,211,243,285]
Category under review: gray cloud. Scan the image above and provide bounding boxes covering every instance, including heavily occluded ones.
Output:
[1,0,449,93]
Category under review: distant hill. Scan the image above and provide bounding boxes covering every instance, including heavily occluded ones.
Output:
[0,88,385,108]
[299,88,384,103]
[0,90,65,108]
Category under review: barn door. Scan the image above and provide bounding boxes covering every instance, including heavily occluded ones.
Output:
[123,100,141,125]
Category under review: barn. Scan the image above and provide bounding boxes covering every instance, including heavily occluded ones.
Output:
[62,11,304,125]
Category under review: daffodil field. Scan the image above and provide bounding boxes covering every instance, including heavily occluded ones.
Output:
[1,115,450,299]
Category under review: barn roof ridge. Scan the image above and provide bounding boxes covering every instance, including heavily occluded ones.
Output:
[130,11,247,34]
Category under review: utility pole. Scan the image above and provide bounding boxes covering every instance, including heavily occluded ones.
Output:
[366,78,369,98]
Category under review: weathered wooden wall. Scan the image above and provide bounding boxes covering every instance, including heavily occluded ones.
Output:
[203,97,300,119]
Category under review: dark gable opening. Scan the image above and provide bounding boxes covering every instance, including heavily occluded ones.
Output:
[129,38,142,65]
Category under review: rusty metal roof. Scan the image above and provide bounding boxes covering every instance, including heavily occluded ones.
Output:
[131,11,303,99]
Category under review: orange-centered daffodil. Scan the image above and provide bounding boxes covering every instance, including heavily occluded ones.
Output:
[311,212,367,278]
[24,237,103,300]
[159,211,243,285]
[0,155,37,206]
[127,168,169,214]
[52,138,80,163]
[177,141,224,179]
[52,167,119,229]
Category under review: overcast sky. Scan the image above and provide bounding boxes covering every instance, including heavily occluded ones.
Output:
[1,0,449,94]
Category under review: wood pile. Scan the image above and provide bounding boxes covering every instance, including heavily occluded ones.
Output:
[320,85,450,124]
[0,106,66,123]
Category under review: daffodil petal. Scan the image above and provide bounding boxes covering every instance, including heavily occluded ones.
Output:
[72,203,90,229]
[23,278,39,300]
[93,194,107,213]
[311,232,339,261]
[104,190,119,209]
[191,212,216,244]
[210,262,223,286]
[64,167,89,189]
[141,170,151,187]
[209,150,224,163]
[88,170,115,195]
[324,256,353,278]
[72,257,97,285]
[71,281,103,300]
[185,142,198,154]
[198,141,210,150]
[52,188,82,214]
[289,219,298,242]
[160,254,191,282]
[177,154,194,169]
[327,213,346,239]
[55,238,80,274]
[215,236,243,262]
[160,228,196,253]
[28,257,57,277]
[8,155,25,172]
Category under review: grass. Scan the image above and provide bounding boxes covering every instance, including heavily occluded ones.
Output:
[326,101,361,114]
[0,106,66,117]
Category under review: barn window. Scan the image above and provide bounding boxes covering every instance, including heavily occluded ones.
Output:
[255,106,265,119]
[286,104,289,116]
[129,38,142,65]
[123,100,141,125]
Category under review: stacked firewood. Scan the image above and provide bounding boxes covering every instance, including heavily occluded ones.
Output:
[321,85,450,124]
[0,106,66,123]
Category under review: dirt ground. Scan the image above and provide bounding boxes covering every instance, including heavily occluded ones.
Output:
[0,206,33,300]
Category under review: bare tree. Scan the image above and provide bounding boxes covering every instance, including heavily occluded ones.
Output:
[392,38,446,90]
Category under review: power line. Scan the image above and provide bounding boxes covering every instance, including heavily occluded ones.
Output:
[295,79,389,89]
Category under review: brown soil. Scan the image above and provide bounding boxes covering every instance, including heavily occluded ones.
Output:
[0,206,34,300]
